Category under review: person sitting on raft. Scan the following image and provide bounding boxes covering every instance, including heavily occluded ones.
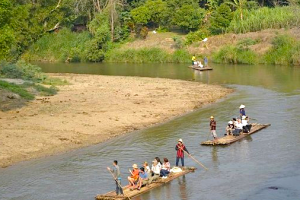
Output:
[136,167,149,190]
[155,157,162,166]
[239,104,246,118]
[198,61,204,68]
[160,158,171,178]
[242,115,252,133]
[143,161,151,175]
[232,118,243,136]
[151,159,161,181]
[128,164,140,189]
[226,121,235,135]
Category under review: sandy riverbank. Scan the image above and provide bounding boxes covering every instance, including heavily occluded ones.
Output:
[0,74,233,168]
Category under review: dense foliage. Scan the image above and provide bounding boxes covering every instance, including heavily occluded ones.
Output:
[0,0,299,64]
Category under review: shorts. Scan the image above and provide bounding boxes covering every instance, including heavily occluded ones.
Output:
[211,130,217,138]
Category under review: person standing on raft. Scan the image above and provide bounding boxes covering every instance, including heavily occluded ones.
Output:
[107,160,124,196]
[175,139,190,167]
[192,55,196,65]
[210,116,218,140]
[239,104,246,118]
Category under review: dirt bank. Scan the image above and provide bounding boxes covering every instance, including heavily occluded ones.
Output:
[0,74,233,168]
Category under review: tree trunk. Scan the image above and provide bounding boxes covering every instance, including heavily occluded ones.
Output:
[111,0,115,41]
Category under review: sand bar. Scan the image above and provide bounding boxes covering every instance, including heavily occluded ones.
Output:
[0,74,233,168]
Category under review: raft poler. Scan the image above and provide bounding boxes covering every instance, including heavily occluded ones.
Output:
[175,139,190,167]
[210,116,218,140]
[239,104,246,118]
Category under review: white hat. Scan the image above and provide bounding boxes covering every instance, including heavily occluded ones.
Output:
[132,164,138,168]
[242,116,246,120]
[228,121,233,124]
[239,104,245,109]
[178,138,183,143]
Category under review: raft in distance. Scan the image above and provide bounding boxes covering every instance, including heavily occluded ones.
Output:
[188,65,213,71]
[201,123,271,145]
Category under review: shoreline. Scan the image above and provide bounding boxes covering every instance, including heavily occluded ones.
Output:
[0,74,233,168]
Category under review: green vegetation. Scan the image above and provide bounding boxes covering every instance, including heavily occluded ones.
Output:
[0,80,34,100]
[264,35,300,65]
[0,61,63,101]
[212,45,257,64]
[229,6,300,33]
[1,0,300,65]
[105,48,190,63]
[213,34,300,65]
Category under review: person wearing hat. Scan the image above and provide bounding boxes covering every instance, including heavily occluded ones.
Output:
[175,139,190,167]
[107,160,124,195]
[127,163,140,189]
[210,116,218,140]
[232,118,243,136]
[226,121,235,136]
[239,105,246,118]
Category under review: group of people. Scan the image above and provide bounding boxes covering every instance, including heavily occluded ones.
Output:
[107,138,191,195]
[192,55,208,68]
[210,104,252,140]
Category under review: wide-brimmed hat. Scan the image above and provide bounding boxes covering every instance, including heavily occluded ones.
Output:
[228,121,233,124]
[178,138,183,143]
[239,104,245,109]
[132,164,138,169]
[210,116,214,119]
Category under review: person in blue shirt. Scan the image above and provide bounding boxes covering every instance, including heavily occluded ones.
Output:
[107,160,124,195]
[204,57,208,67]
[137,167,149,190]
[239,104,246,118]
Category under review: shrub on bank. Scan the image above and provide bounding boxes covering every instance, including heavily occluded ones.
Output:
[23,28,91,62]
[213,45,257,64]
[264,34,300,66]
[105,48,191,63]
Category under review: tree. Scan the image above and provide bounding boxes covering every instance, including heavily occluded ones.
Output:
[210,3,233,34]
[173,5,205,32]
[225,0,257,20]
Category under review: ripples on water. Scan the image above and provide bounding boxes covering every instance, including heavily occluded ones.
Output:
[1,64,300,200]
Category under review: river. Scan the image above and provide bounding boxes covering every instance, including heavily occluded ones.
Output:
[0,63,300,200]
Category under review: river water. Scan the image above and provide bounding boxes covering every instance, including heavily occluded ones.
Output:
[1,63,300,200]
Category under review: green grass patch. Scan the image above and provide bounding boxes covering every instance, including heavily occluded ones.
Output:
[105,48,190,63]
[0,80,34,100]
[229,6,300,34]
[33,84,58,96]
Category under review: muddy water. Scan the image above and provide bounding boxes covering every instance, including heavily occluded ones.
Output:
[0,63,300,200]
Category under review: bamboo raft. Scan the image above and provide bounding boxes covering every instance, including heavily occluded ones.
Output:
[188,65,213,71]
[95,167,196,200]
[201,123,271,145]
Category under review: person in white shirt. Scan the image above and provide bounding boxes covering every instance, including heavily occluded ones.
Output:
[151,160,161,181]
[233,118,243,136]
[242,116,251,133]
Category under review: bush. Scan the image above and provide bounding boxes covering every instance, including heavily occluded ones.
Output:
[213,45,257,64]
[209,4,233,35]
[0,60,46,81]
[185,29,209,45]
[173,36,184,49]
[264,34,300,65]
[172,49,191,63]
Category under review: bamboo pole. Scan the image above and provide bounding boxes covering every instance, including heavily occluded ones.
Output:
[183,149,209,171]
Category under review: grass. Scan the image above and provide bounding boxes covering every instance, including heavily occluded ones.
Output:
[105,48,191,63]
[0,80,34,100]
[23,28,91,62]
[229,6,300,34]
